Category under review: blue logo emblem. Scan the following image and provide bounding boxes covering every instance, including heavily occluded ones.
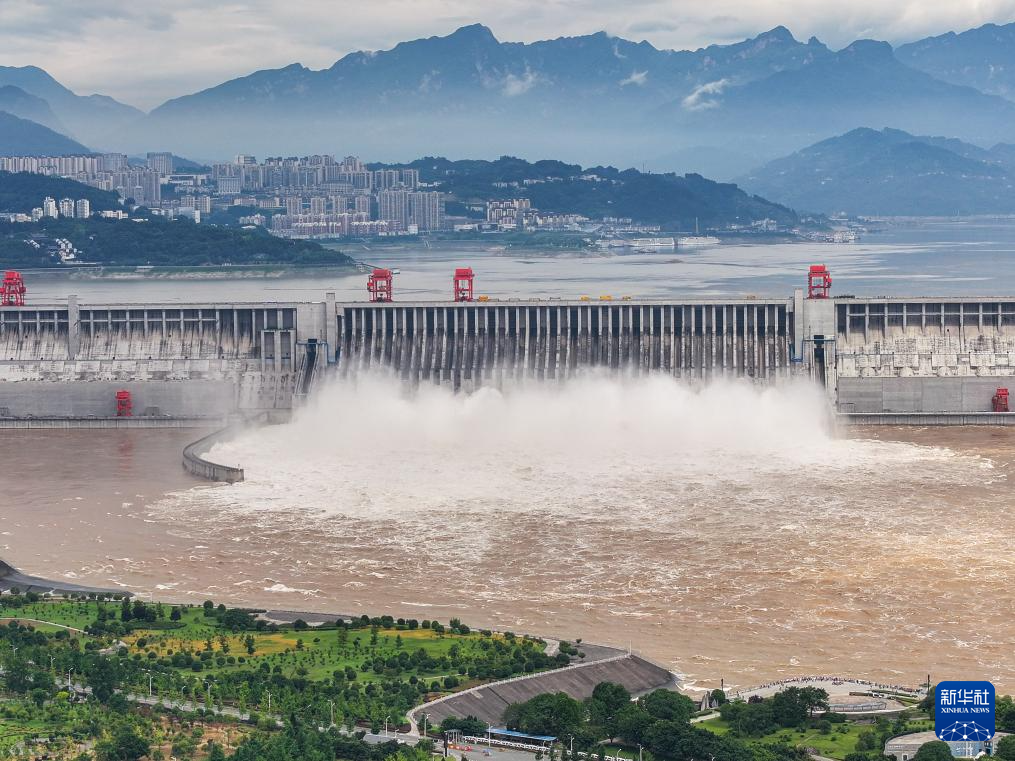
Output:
[936,681,995,741]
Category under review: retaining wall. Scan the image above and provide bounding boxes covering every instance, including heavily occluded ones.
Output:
[182,426,246,483]
[0,379,236,418]
[413,653,675,728]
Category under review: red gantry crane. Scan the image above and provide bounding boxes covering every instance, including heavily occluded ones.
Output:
[992,388,1009,413]
[115,390,133,417]
[1,270,26,307]
[453,267,475,302]
[807,264,832,299]
[367,268,394,302]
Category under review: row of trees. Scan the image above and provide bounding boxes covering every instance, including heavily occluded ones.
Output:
[459,682,813,761]
[718,687,830,736]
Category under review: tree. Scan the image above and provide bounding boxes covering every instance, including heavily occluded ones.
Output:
[640,689,696,723]
[615,704,653,744]
[995,735,1015,761]
[88,656,119,703]
[95,725,150,761]
[170,607,182,622]
[913,741,953,761]
[645,720,752,761]
[505,692,585,737]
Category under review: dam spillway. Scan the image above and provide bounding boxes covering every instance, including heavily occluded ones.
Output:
[335,299,795,385]
[3,290,1015,419]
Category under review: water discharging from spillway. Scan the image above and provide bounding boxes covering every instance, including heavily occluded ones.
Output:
[154,373,1014,690]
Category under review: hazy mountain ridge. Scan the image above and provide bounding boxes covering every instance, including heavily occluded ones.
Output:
[738,127,1015,215]
[109,22,1015,174]
[9,20,1015,177]
[0,65,142,147]
[0,85,65,132]
[0,111,91,156]
[897,23,1015,99]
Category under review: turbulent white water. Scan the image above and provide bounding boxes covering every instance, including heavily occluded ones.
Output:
[139,374,1015,689]
[201,373,956,519]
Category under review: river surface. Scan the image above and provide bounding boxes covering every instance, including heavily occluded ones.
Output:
[19,216,1015,302]
[6,220,1015,692]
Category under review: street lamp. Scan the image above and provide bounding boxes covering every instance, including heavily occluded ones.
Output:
[384,715,391,737]
[422,712,429,739]
[329,699,335,728]
[638,744,643,761]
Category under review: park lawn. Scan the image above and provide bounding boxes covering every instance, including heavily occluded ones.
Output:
[120,610,531,683]
[0,600,107,630]
[0,599,547,686]
[0,618,79,635]
[697,718,867,760]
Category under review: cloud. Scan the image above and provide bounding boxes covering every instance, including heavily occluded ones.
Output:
[2,0,1015,109]
[502,68,540,96]
[619,70,649,86]
[681,78,730,110]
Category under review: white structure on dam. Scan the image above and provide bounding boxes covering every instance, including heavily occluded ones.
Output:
[2,290,1015,419]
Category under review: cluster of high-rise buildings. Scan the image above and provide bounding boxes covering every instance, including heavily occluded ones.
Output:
[220,155,445,237]
[0,152,447,238]
[0,153,163,206]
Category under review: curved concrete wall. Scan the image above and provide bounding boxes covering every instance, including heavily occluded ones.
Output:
[182,427,245,483]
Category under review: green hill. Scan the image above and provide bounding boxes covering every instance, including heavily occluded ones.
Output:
[0,170,120,213]
[385,156,797,229]
[0,214,358,268]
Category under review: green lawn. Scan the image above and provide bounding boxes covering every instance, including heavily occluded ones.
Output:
[697,718,935,761]
[698,718,865,760]
[0,600,544,686]
[0,599,104,630]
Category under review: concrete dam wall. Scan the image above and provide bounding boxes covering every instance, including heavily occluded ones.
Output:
[0,299,315,417]
[4,291,1015,419]
[833,298,1015,413]
[335,300,796,388]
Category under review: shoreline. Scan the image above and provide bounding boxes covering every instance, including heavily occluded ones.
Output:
[0,557,934,701]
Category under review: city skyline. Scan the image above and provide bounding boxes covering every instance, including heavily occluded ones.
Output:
[3,0,1015,108]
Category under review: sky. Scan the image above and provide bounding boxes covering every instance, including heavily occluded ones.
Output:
[2,0,1015,110]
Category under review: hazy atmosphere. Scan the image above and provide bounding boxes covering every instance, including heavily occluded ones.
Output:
[4,0,1015,758]
[1,0,1014,107]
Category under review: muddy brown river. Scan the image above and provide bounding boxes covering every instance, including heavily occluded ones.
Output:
[6,375,1014,692]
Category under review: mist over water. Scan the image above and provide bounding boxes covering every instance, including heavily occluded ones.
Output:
[146,374,1015,689]
[206,373,938,517]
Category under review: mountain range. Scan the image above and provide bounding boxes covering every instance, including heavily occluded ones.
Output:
[7,21,1015,178]
[0,111,90,156]
[738,127,1015,215]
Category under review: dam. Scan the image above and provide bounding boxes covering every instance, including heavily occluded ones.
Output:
[2,279,1015,419]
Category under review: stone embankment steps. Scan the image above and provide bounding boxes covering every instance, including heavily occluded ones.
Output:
[408,649,676,730]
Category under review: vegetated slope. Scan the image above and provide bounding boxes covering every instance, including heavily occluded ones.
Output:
[0,171,119,213]
[392,156,798,228]
[0,215,359,268]
[738,127,1015,215]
